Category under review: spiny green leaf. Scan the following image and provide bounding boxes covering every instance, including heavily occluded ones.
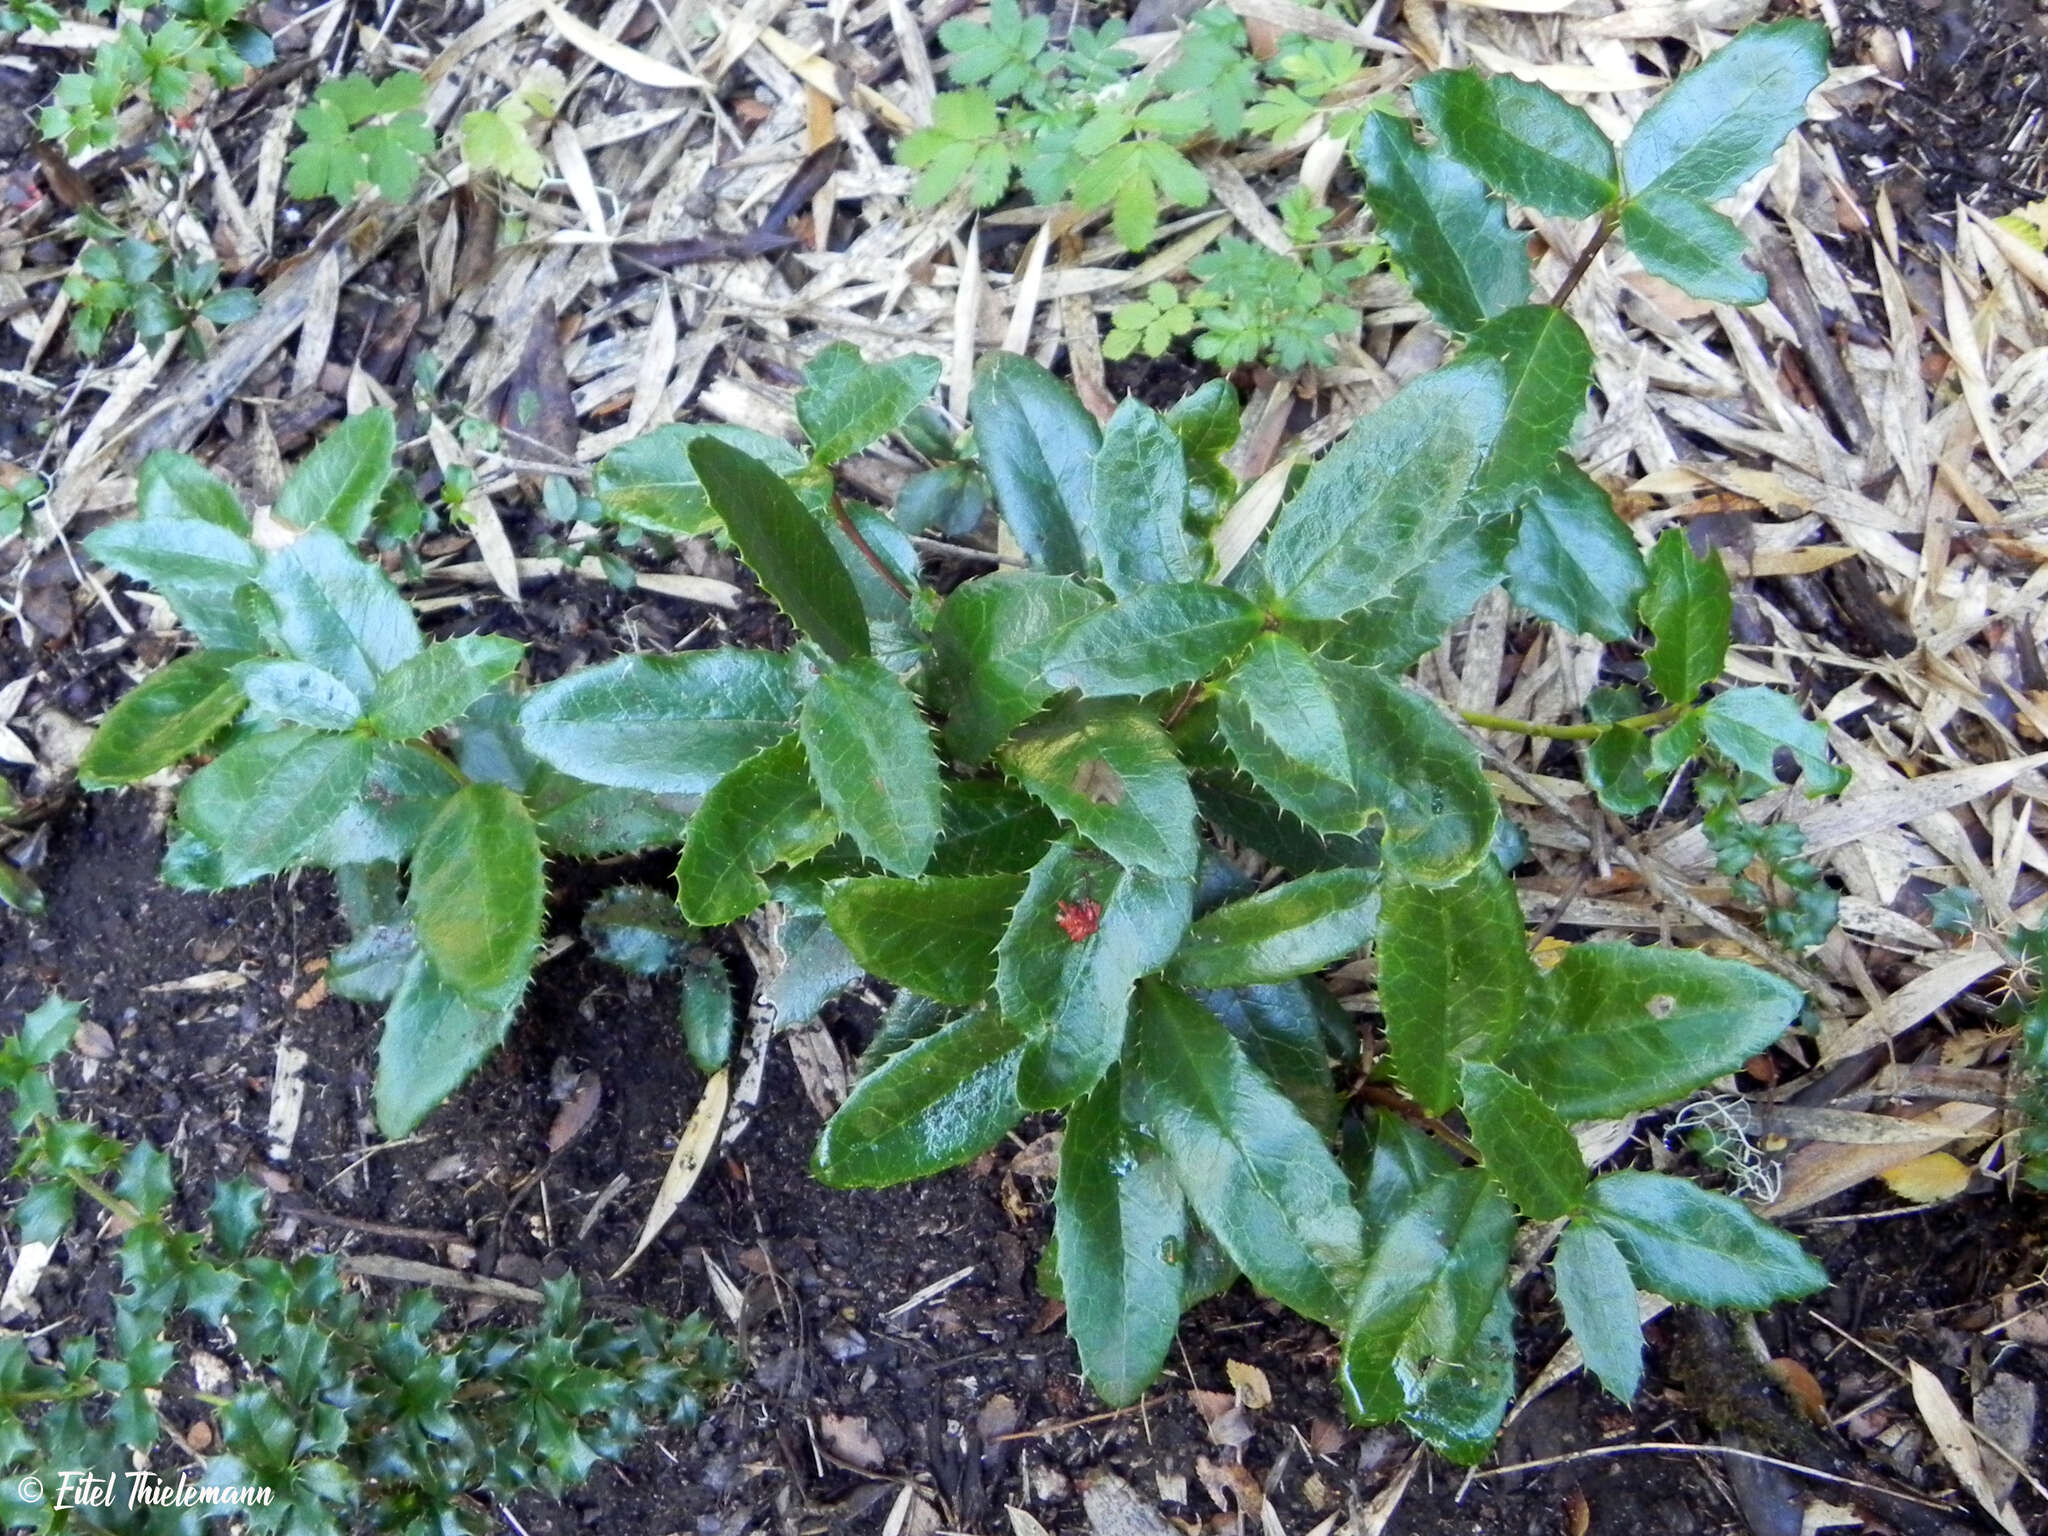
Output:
[929,570,1104,762]
[796,342,943,466]
[1699,686,1850,794]
[999,842,1191,1109]
[998,699,1198,880]
[1092,397,1200,595]
[1462,305,1595,500]
[407,784,542,1003]
[679,956,735,1073]
[800,658,943,876]
[519,649,807,794]
[1504,941,1803,1120]
[1057,1069,1186,1407]
[582,884,693,977]
[85,515,263,652]
[594,423,806,538]
[1553,1221,1644,1403]
[1338,1167,1515,1424]
[137,449,248,534]
[970,351,1098,575]
[1505,461,1646,640]
[302,743,461,868]
[1584,1170,1826,1308]
[1195,980,1348,1136]
[689,438,870,662]
[1620,186,1765,304]
[1169,867,1380,989]
[177,727,373,886]
[1214,632,1353,815]
[1379,860,1529,1113]
[1038,583,1262,699]
[1125,981,1365,1326]
[931,780,1064,876]
[79,651,250,789]
[375,949,521,1137]
[812,1007,1029,1187]
[1358,112,1530,335]
[1457,1060,1585,1219]
[231,658,362,731]
[1586,724,1663,815]
[1414,68,1617,218]
[1640,528,1731,706]
[1399,1286,1515,1464]
[1262,359,1509,622]
[274,409,395,541]
[676,734,837,926]
[257,528,423,699]
[366,633,524,741]
[1620,20,1829,203]
[824,872,1027,1005]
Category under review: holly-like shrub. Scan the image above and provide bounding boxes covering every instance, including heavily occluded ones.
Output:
[76,21,1842,1460]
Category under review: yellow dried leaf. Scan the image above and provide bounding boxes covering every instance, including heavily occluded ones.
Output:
[1881,1151,1971,1204]
[1226,1360,1272,1410]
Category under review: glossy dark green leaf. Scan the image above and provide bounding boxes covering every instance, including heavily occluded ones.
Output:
[675,734,837,926]
[231,658,362,731]
[1169,868,1380,989]
[1553,1221,1644,1403]
[1358,112,1530,335]
[528,777,695,858]
[85,515,263,651]
[1620,20,1829,202]
[1091,397,1199,596]
[1505,461,1646,640]
[1414,68,1617,218]
[1056,1069,1186,1406]
[374,949,521,1137]
[1124,980,1365,1326]
[1038,583,1261,698]
[79,651,250,788]
[0,862,42,917]
[998,699,1198,880]
[257,529,423,699]
[1166,379,1240,524]
[796,342,943,466]
[929,570,1103,761]
[137,449,248,534]
[895,463,989,537]
[1458,1060,1585,1219]
[1214,633,1354,816]
[1304,511,1517,675]
[1380,860,1530,1114]
[1504,942,1803,1120]
[800,657,943,876]
[407,784,543,1003]
[1338,1167,1515,1423]
[1316,657,1496,883]
[301,742,460,868]
[1620,187,1765,304]
[520,648,807,793]
[1700,686,1850,794]
[999,842,1191,1108]
[594,422,806,537]
[1462,306,1595,500]
[1194,981,1347,1136]
[177,727,373,886]
[679,956,736,1072]
[1640,528,1731,706]
[931,779,1064,876]
[1189,767,1382,877]
[583,885,693,976]
[367,634,524,740]
[1400,1286,1515,1464]
[812,1006,1029,1187]
[274,409,395,540]
[1585,724,1662,815]
[824,872,1026,1004]
[1584,1170,1827,1307]
[1262,360,1509,623]
[689,437,870,662]
[970,351,1098,575]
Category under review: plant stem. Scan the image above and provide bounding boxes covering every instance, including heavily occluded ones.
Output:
[65,1169,141,1226]
[1160,681,1204,732]
[1458,702,1684,742]
[1549,209,1618,310]
[831,497,914,604]
[1358,1085,1481,1162]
